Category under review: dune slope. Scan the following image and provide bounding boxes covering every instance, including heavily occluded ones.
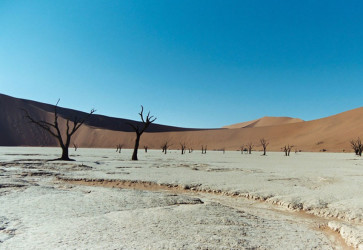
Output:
[223,116,304,129]
[1,93,363,152]
[0,93,202,146]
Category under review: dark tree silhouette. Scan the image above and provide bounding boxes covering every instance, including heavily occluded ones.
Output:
[23,99,95,161]
[260,138,269,156]
[282,144,294,156]
[128,106,156,161]
[287,145,294,156]
[161,141,171,154]
[180,142,186,155]
[350,138,363,156]
[73,143,78,151]
[144,145,148,153]
[116,144,123,153]
[201,145,207,154]
[247,142,254,154]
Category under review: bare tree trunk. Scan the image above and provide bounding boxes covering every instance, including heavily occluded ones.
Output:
[247,143,253,154]
[260,138,269,156]
[132,134,141,160]
[61,138,71,160]
[161,141,171,154]
[61,146,70,161]
[180,142,186,155]
[116,144,123,153]
[282,146,288,156]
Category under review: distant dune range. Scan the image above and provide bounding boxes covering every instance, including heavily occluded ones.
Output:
[1,93,363,152]
[223,116,304,129]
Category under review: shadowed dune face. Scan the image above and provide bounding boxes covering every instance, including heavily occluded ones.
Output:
[0,94,205,146]
[1,93,363,152]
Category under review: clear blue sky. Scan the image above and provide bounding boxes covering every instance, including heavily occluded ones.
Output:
[1,0,363,128]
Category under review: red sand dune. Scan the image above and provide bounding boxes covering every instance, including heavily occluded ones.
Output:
[223,116,304,129]
[1,93,363,152]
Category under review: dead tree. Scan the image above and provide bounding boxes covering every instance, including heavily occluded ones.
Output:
[180,142,186,155]
[144,145,148,153]
[188,147,193,153]
[23,99,95,161]
[260,138,269,156]
[128,106,156,161]
[287,145,294,156]
[116,144,123,153]
[247,142,254,154]
[73,143,78,151]
[201,145,207,154]
[240,145,244,154]
[282,144,294,156]
[350,139,359,155]
[161,141,171,154]
[350,138,363,156]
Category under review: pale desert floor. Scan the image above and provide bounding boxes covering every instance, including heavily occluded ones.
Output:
[0,147,362,249]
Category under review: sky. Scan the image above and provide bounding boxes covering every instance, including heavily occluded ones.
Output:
[1,0,363,128]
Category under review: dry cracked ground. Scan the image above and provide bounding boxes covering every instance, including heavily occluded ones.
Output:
[0,147,362,249]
